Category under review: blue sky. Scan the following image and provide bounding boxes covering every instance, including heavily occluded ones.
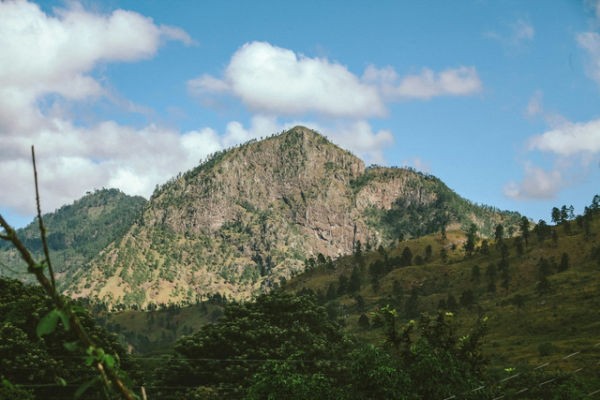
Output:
[1,0,599,228]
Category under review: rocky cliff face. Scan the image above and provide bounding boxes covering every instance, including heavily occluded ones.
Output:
[60,126,520,309]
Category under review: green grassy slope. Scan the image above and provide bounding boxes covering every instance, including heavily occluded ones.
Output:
[284,210,600,376]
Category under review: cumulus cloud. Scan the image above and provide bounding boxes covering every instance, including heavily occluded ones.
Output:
[363,65,482,100]
[0,119,222,214]
[0,0,195,215]
[528,118,600,157]
[188,41,482,116]
[507,96,600,201]
[503,164,563,200]
[188,41,385,118]
[0,0,192,132]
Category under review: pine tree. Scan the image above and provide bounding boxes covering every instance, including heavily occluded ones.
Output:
[558,252,569,272]
[349,266,362,293]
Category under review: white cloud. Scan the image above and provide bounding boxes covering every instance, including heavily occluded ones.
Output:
[525,90,544,117]
[528,118,600,156]
[364,65,482,100]
[503,164,563,200]
[513,19,535,43]
[323,121,394,165]
[507,110,600,200]
[484,18,534,50]
[0,119,223,214]
[189,41,482,117]
[0,0,192,132]
[0,1,196,215]
[188,41,385,118]
[402,157,431,174]
[207,116,394,165]
[577,31,600,86]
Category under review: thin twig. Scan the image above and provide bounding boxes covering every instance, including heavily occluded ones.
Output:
[31,146,56,291]
[0,171,138,400]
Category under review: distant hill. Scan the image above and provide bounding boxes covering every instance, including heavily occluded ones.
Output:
[52,126,521,309]
[0,188,146,290]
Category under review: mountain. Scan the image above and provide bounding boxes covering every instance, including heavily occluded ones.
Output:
[56,126,521,309]
[0,188,146,289]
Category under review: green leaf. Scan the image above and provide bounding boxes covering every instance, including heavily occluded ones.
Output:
[75,376,100,399]
[36,309,60,338]
[1,378,14,389]
[63,341,79,351]
[56,377,67,387]
[103,354,116,369]
[70,305,88,315]
[56,309,70,331]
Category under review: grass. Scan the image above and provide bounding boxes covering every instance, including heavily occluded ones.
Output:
[284,215,600,377]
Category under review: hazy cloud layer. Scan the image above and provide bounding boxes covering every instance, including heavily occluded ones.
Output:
[577,32,600,87]
[484,18,535,50]
[364,65,482,100]
[503,164,563,200]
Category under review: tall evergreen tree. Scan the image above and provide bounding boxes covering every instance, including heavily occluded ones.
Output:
[519,217,530,246]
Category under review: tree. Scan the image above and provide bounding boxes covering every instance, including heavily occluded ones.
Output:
[349,266,362,293]
[400,246,413,266]
[519,217,530,245]
[337,274,349,296]
[157,292,352,398]
[358,313,370,329]
[485,263,497,293]
[480,240,489,255]
[535,219,549,243]
[560,205,569,222]
[551,207,561,225]
[355,294,366,312]
[404,287,420,318]
[464,223,477,256]
[558,252,569,272]
[471,264,481,284]
[460,289,475,309]
[354,240,362,259]
[440,248,448,263]
[425,244,433,261]
[494,224,504,243]
[326,283,337,300]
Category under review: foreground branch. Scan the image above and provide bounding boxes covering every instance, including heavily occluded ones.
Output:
[0,148,138,400]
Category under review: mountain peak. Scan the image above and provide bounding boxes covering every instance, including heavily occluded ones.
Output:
[20,127,521,309]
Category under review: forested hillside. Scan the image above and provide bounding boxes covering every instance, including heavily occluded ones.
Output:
[0,188,146,289]
[284,195,600,381]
